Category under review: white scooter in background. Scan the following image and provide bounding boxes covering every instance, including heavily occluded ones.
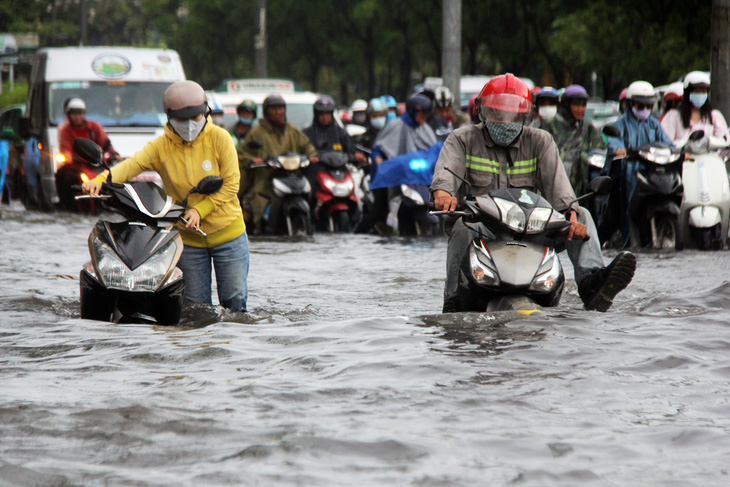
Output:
[677,130,730,250]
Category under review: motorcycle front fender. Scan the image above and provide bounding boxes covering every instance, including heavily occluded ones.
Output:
[688,205,721,228]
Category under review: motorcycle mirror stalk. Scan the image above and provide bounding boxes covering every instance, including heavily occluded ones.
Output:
[566,176,613,212]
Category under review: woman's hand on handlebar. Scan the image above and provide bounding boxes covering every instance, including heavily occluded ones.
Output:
[433,190,459,212]
[82,181,101,196]
[184,209,201,231]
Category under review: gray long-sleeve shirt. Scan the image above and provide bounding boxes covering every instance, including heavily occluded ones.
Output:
[430,124,576,212]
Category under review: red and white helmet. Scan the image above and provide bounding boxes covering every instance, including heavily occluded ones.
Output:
[663,81,684,104]
[478,73,532,123]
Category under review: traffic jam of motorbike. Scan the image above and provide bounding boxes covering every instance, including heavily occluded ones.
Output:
[2,47,729,323]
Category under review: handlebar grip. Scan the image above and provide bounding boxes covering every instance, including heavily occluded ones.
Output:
[71,184,83,192]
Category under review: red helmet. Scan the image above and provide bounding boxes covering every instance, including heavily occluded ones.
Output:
[478,73,532,113]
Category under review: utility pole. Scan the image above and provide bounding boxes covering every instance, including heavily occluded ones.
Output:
[442,0,462,109]
[79,0,88,46]
[711,0,730,119]
[254,0,267,78]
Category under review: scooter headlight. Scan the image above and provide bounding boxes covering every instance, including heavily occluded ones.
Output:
[526,207,553,234]
[529,247,562,292]
[323,177,355,197]
[91,232,182,292]
[400,184,425,205]
[469,240,500,287]
[638,146,681,165]
[494,197,526,233]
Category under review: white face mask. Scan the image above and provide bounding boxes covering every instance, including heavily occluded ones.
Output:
[538,105,557,120]
[169,116,207,142]
[370,116,386,129]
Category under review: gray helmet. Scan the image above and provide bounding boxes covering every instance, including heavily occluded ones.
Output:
[163,81,208,119]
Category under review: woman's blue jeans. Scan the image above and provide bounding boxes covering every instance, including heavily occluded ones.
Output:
[177,232,249,312]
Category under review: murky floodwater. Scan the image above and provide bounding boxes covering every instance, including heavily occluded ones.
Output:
[2,201,730,486]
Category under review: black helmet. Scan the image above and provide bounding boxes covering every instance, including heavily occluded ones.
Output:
[314,95,336,113]
[262,94,286,112]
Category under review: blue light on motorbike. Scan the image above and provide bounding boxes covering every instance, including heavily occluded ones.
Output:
[409,158,429,171]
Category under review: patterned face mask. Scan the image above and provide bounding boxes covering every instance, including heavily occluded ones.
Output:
[485,120,523,146]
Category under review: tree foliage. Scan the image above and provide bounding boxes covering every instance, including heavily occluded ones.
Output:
[2,0,712,103]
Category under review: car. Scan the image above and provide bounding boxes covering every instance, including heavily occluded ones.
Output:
[0,103,27,203]
[585,99,621,130]
[207,78,322,132]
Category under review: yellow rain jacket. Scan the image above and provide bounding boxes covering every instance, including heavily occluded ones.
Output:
[91,116,245,248]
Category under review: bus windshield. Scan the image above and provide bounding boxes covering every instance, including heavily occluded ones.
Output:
[49,81,172,128]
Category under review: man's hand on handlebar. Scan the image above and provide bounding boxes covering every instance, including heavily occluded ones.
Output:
[82,181,101,196]
[433,189,459,213]
[566,210,588,241]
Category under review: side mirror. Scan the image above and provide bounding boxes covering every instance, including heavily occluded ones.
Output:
[588,176,612,196]
[181,176,224,209]
[192,175,224,195]
[602,124,620,138]
[73,137,105,167]
[689,130,705,142]
[18,116,31,139]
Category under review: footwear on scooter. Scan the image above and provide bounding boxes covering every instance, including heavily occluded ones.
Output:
[578,251,637,312]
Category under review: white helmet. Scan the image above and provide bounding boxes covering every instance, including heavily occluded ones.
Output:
[351,99,368,112]
[65,98,86,112]
[683,71,710,91]
[626,80,656,105]
[434,86,454,108]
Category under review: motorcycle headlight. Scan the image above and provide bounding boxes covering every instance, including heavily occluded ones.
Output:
[401,184,425,205]
[91,233,182,292]
[529,248,561,292]
[323,177,355,197]
[638,146,681,165]
[526,207,553,234]
[588,153,606,169]
[469,240,500,287]
[494,197,526,233]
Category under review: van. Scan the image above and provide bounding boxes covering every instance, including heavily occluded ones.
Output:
[21,46,186,210]
[208,78,320,132]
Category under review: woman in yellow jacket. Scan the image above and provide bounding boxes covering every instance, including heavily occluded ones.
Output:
[82,81,249,312]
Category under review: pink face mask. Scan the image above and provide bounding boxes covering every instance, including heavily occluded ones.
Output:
[631,106,651,121]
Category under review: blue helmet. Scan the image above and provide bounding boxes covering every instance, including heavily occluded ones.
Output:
[534,86,559,103]
[405,94,432,120]
[368,98,387,113]
[380,95,397,109]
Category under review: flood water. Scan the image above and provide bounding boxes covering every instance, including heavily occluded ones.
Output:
[2,201,730,486]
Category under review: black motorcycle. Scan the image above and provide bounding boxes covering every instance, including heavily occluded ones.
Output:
[602,125,684,250]
[73,138,223,325]
[252,153,313,236]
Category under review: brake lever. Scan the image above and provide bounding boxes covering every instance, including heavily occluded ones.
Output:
[180,217,207,236]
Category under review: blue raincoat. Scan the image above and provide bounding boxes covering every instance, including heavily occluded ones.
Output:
[602,109,674,247]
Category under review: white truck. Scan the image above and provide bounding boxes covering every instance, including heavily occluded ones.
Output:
[21,46,186,210]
